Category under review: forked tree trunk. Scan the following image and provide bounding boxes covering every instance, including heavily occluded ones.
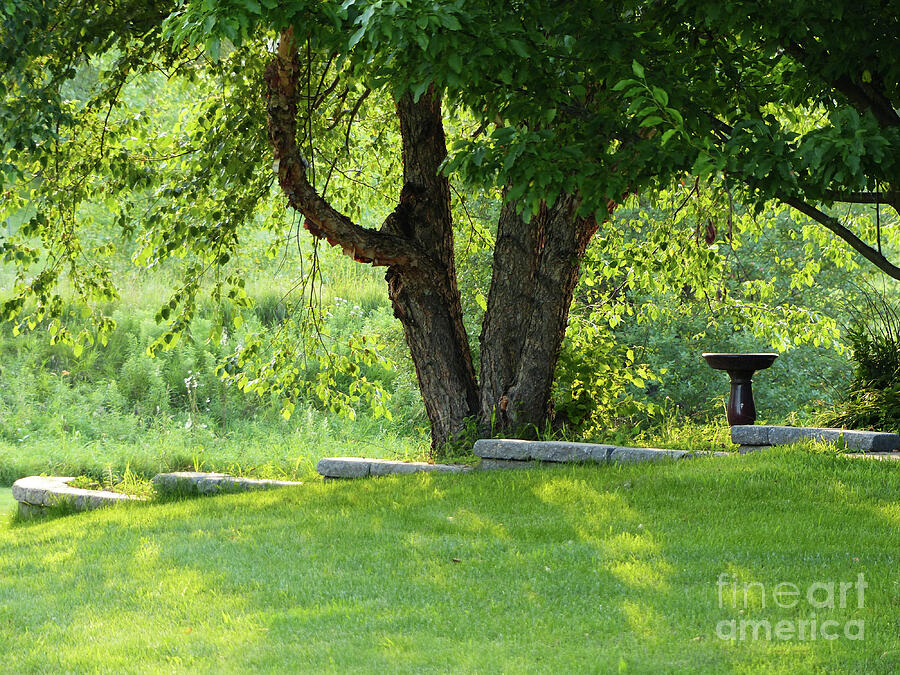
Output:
[266,29,599,449]
[382,92,479,448]
[479,194,599,435]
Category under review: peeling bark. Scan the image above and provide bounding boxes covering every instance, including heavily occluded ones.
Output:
[265,28,423,269]
[479,195,599,434]
[266,30,477,449]
[382,91,479,448]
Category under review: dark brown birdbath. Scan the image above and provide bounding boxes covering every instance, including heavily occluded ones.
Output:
[702,353,778,425]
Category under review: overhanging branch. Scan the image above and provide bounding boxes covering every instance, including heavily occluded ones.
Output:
[822,190,900,218]
[264,28,424,268]
[702,110,900,278]
[782,196,900,281]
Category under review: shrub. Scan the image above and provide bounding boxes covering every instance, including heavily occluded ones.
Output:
[553,318,659,434]
[824,289,900,431]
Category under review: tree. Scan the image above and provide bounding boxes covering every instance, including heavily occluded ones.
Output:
[3,0,893,450]
[2,0,668,449]
[216,1,685,446]
[263,13,621,444]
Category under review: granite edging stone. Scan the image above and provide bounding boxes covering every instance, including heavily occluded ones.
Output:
[472,439,725,463]
[151,472,303,495]
[12,476,142,516]
[731,426,900,452]
[316,458,472,479]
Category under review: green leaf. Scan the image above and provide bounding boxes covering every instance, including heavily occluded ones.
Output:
[449,51,462,73]
[631,60,645,79]
[611,78,638,92]
[651,86,669,106]
[508,39,529,57]
[411,79,430,102]
[348,26,365,48]
[475,292,487,311]
[441,14,462,30]
[665,107,684,126]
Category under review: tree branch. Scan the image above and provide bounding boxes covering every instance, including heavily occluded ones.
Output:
[782,195,900,281]
[784,41,900,128]
[822,189,899,215]
[264,28,424,269]
[703,111,900,277]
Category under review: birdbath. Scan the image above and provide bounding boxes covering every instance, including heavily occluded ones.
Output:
[702,353,778,425]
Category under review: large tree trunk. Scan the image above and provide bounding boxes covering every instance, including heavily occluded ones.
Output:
[266,28,595,449]
[382,91,479,448]
[266,32,477,450]
[479,194,598,435]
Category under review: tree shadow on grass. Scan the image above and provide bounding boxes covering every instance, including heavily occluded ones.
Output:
[0,449,898,672]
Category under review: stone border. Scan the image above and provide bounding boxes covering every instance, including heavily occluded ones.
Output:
[473,439,724,464]
[731,426,900,452]
[317,457,472,479]
[152,472,302,496]
[12,476,143,518]
[844,452,900,461]
[318,442,726,480]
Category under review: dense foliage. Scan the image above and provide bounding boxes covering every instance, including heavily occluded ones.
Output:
[826,288,900,431]
[1,0,897,447]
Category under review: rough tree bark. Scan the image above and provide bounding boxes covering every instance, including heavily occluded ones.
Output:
[266,28,610,450]
[380,92,479,446]
[479,194,599,434]
[265,29,477,449]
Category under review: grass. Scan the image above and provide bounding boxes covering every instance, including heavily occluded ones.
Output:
[0,488,14,518]
[0,412,429,486]
[1,448,898,673]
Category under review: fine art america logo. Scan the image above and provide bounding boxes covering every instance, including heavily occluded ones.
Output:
[715,573,866,641]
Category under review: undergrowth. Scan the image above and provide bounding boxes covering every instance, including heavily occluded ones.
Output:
[823,288,900,432]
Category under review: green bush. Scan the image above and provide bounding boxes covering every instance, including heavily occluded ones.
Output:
[824,290,900,431]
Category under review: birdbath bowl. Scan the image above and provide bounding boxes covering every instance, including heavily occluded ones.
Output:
[702,353,778,425]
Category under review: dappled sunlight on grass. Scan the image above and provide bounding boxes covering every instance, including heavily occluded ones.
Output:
[609,558,672,592]
[450,507,509,540]
[531,474,638,549]
[602,530,661,557]
[873,501,900,527]
[1,511,267,671]
[620,598,671,640]
[1,451,898,671]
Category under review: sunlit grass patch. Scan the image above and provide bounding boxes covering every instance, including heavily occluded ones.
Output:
[0,449,897,672]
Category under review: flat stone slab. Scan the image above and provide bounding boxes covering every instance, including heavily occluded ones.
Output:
[845,452,900,461]
[316,458,472,479]
[152,472,302,495]
[476,458,533,471]
[731,426,900,452]
[473,439,722,464]
[12,476,142,516]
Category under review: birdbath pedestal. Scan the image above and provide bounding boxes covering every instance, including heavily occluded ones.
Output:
[702,353,778,425]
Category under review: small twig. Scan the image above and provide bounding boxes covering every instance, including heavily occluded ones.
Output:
[342,88,372,158]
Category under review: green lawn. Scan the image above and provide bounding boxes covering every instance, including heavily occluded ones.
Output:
[0,488,14,517]
[1,449,898,673]
[0,417,429,486]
